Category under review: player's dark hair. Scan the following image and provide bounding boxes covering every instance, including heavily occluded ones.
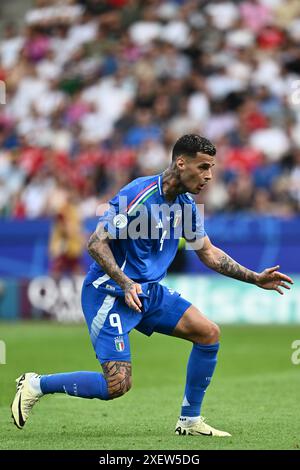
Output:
[172,134,216,161]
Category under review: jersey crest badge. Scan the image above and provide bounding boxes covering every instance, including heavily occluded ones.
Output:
[114,336,125,352]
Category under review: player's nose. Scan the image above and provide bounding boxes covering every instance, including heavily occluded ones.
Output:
[205,169,212,181]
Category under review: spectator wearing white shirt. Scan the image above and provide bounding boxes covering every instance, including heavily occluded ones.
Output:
[0,24,24,70]
[205,0,240,31]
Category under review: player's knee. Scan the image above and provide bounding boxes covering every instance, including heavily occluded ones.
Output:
[196,321,220,345]
[107,372,132,400]
[102,361,132,399]
[207,322,220,344]
[123,375,132,394]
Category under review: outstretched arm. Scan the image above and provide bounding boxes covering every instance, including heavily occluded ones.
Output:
[194,235,293,294]
[87,224,142,312]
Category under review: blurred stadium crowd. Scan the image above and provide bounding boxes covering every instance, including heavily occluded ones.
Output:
[1,0,300,220]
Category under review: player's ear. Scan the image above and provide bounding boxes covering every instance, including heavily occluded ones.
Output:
[176,156,185,171]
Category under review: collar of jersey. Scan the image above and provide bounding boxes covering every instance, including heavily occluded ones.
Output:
[158,173,163,196]
[157,173,179,205]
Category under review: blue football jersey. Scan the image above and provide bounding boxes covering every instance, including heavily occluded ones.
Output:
[86,174,206,294]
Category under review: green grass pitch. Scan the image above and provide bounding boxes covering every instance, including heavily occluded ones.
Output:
[0,322,299,450]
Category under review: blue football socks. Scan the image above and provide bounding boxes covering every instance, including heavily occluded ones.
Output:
[40,371,109,400]
[181,342,219,417]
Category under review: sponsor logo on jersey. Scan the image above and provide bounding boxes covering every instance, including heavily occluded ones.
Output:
[105,284,116,291]
[173,210,182,228]
[113,214,128,229]
[114,336,125,352]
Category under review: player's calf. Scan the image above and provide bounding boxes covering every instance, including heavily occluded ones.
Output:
[102,361,132,399]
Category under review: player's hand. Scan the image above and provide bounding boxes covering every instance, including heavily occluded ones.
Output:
[256,265,294,295]
[123,281,143,312]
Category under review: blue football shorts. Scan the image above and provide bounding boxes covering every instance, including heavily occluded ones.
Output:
[81,278,191,364]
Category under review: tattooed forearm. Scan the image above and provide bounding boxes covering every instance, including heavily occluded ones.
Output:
[87,229,131,290]
[197,244,258,284]
[217,252,257,284]
[102,361,132,399]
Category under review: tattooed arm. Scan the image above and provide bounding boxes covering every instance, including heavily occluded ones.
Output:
[195,235,258,284]
[194,235,293,294]
[87,224,142,312]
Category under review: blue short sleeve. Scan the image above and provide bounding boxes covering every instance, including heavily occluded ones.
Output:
[99,192,129,239]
